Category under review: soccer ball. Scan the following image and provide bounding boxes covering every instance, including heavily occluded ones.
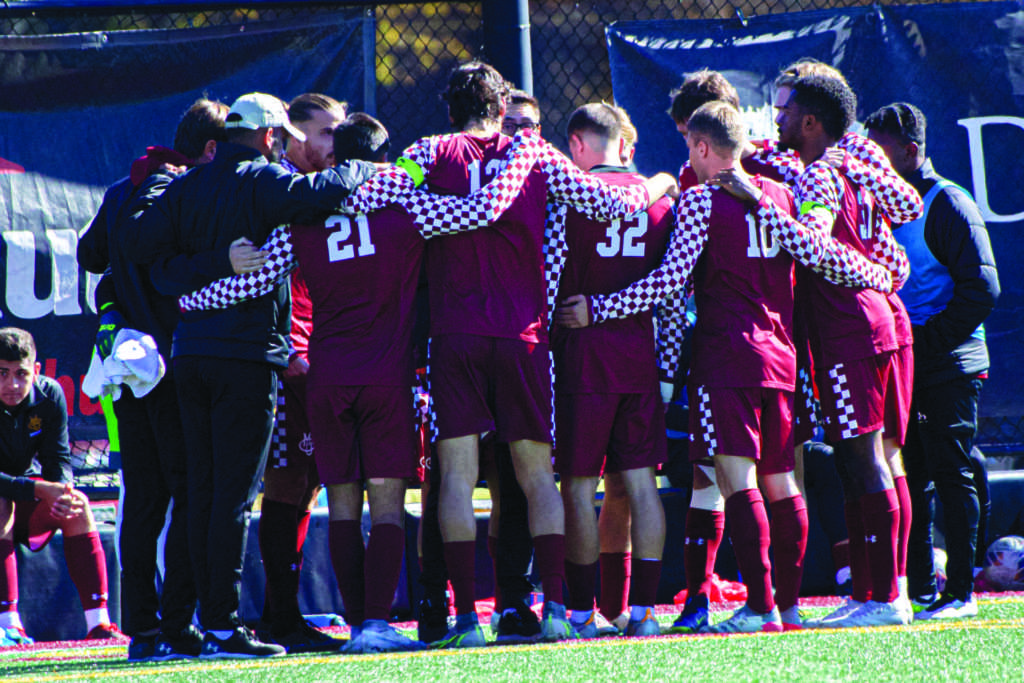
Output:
[982,535,1024,591]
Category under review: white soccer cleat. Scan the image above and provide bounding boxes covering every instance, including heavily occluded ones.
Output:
[807,599,864,628]
[914,594,979,621]
[826,600,909,628]
[706,605,783,634]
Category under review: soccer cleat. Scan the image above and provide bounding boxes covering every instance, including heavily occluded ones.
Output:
[779,606,806,631]
[667,594,710,634]
[343,619,426,654]
[914,593,979,621]
[431,613,487,649]
[87,623,128,641]
[826,600,909,628]
[706,605,783,634]
[200,626,287,659]
[625,608,661,637]
[127,633,158,661]
[268,619,342,653]
[152,625,204,660]
[572,610,620,639]
[495,602,541,643]
[417,595,451,645]
[611,611,630,633]
[910,593,940,614]
[806,599,864,628]
[2,626,34,646]
[539,602,579,642]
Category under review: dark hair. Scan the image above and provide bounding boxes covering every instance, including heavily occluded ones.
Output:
[789,75,857,140]
[686,101,746,158]
[566,102,623,141]
[864,102,927,146]
[668,69,740,124]
[173,98,228,162]
[334,113,390,163]
[508,89,539,110]
[287,93,347,124]
[441,62,510,130]
[0,327,36,363]
[774,58,846,89]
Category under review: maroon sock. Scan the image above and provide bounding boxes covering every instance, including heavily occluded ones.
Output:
[63,531,108,611]
[860,489,899,603]
[0,539,17,613]
[443,540,477,616]
[598,552,629,619]
[769,495,809,612]
[564,560,597,612]
[893,476,912,579]
[627,558,662,608]
[684,508,725,601]
[363,524,406,621]
[845,499,871,602]
[724,490,774,614]
[487,535,500,611]
[532,534,565,605]
[329,520,366,626]
[259,499,301,620]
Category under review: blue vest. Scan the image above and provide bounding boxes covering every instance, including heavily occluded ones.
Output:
[893,180,985,342]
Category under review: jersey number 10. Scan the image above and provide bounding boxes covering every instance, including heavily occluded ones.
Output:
[746,214,779,258]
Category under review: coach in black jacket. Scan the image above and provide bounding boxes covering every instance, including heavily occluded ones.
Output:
[865,103,1000,620]
[128,92,375,658]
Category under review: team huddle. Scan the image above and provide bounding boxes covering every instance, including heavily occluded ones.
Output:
[0,55,998,660]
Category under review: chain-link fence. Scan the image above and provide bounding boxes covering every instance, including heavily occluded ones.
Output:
[2,0,1017,489]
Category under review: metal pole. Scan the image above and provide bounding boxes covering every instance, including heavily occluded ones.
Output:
[482,0,533,94]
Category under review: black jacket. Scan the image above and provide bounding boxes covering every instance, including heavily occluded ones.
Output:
[126,142,376,367]
[0,377,73,501]
[903,159,1000,386]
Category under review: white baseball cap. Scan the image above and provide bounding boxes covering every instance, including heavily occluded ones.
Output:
[225,92,306,142]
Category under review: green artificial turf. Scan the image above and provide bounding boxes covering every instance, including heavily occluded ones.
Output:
[3,596,1022,682]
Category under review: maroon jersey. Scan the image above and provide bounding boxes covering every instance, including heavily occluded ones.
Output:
[552,168,675,394]
[289,265,313,362]
[687,181,797,390]
[678,140,801,191]
[289,207,423,388]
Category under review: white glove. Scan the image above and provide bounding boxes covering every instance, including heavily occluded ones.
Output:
[660,381,675,405]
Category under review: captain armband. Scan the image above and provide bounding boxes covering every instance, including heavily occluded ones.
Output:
[394,157,425,188]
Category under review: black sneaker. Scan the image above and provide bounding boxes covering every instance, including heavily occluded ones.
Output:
[496,601,541,643]
[152,625,204,661]
[199,626,286,659]
[269,619,342,654]
[417,595,450,644]
[127,633,158,661]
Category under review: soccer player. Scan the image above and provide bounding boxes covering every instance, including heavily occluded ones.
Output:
[864,102,999,620]
[772,75,922,627]
[557,100,891,633]
[257,92,348,654]
[0,328,124,644]
[397,61,676,648]
[553,103,673,639]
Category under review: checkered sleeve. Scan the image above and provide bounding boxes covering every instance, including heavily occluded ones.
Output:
[756,192,892,292]
[407,128,541,238]
[837,133,924,224]
[655,286,689,383]
[338,166,416,215]
[590,187,711,325]
[543,202,569,321]
[750,140,805,185]
[178,224,297,311]
[539,142,649,219]
[870,213,911,291]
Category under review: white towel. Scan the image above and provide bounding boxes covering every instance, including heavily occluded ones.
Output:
[82,329,166,400]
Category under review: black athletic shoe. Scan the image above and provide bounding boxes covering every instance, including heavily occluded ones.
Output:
[496,601,541,643]
[199,626,285,659]
[127,633,158,661]
[269,619,343,654]
[152,625,204,661]
[417,595,450,644]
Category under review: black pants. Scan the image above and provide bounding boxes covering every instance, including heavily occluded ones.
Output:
[116,374,195,635]
[903,375,984,600]
[174,356,277,630]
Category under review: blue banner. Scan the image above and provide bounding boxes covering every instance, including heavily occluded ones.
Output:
[608,3,1024,441]
[1,10,369,441]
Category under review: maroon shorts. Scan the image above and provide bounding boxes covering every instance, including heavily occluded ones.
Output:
[308,384,420,485]
[883,344,914,447]
[428,334,552,444]
[793,363,820,445]
[688,385,795,475]
[269,376,316,471]
[554,390,667,477]
[816,352,892,442]
[13,497,59,552]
